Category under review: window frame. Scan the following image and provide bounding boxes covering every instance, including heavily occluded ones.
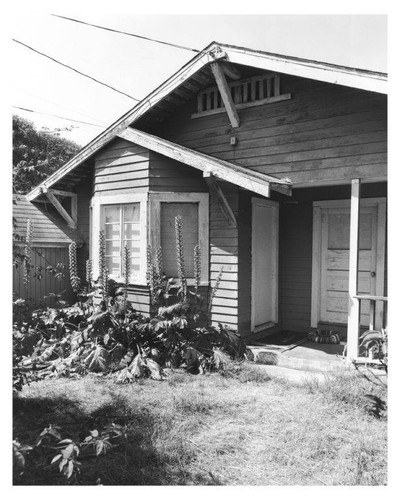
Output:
[148,192,209,285]
[91,193,148,285]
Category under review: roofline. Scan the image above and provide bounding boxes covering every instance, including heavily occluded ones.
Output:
[221,43,386,94]
[27,41,387,201]
[118,127,291,197]
[27,42,220,201]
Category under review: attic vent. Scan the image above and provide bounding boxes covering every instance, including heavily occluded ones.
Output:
[192,73,291,119]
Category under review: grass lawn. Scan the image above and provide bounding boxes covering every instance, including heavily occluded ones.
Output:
[13,364,387,486]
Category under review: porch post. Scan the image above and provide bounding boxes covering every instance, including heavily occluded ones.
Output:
[347,179,361,360]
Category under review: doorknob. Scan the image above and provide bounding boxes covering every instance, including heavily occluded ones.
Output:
[371,271,376,277]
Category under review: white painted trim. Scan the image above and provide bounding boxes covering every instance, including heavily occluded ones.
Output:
[90,193,148,285]
[375,201,387,329]
[148,192,209,282]
[347,180,361,360]
[251,197,279,332]
[311,206,322,328]
[225,46,387,94]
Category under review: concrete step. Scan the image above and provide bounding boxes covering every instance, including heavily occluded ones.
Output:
[247,344,348,373]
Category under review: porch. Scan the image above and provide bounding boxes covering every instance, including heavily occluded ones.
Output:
[247,179,388,368]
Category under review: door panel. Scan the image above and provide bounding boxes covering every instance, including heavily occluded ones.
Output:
[321,205,377,326]
[251,199,278,332]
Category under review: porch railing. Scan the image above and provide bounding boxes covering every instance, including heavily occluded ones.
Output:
[349,294,387,361]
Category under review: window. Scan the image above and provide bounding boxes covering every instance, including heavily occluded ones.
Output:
[90,192,208,286]
[149,193,209,284]
[103,203,141,277]
[91,193,147,284]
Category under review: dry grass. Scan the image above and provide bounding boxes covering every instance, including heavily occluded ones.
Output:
[13,364,387,485]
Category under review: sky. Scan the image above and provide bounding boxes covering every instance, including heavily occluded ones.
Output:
[10,12,387,147]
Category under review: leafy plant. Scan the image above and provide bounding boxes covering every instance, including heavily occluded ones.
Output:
[13,423,127,484]
[12,215,246,388]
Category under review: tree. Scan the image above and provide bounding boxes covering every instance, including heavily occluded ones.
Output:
[13,115,81,194]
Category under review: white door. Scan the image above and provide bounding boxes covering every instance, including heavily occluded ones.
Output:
[251,198,279,332]
[312,199,386,328]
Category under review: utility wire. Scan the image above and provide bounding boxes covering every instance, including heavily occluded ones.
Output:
[12,39,140,102]
[14,86,106,125]
[13,105,105,128]
[51,14,201,53]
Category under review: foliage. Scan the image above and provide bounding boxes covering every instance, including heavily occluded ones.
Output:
[13,115,80,194]
[68,242,81,293]
[13,218,246,390]
[13,423,127,484]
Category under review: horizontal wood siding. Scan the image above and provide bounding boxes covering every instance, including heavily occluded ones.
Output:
[152,75,387,186]
[13,196,76,246]
[13,247,74,305]
[209,182,239,330]
[94,138,150,195]
[127,285,151,315]
[279,202,313,332]
[148,152,207,192]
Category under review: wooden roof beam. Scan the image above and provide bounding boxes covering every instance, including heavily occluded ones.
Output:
[203,172,237,227]
[220,62,241,80]
[117,127,291,198]
[210,62,240,128]
[44,189,77,229]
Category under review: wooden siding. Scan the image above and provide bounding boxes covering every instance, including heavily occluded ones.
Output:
[279,202,313,332]
[209,182,239,330]
[94,138,150,195]
[13,195,75,246]
[148,152,207,192]
[13,246,74,305]
[126,285,151,315]
[152,75,387,186]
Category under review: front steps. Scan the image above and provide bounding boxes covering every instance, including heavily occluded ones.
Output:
[246,342,348,373]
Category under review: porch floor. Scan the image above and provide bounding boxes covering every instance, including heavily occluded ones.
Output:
[247,331,347,373]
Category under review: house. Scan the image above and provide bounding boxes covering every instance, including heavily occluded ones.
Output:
[26,42,387,361]
[13,194,75,304]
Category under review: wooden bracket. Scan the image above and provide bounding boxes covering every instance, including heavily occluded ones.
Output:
[210,62,240,128]
[204,172,237,227]
[45,189,77,229]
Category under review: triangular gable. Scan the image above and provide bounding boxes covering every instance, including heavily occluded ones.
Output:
[27,41,386,201]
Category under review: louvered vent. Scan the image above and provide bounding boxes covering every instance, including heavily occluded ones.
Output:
[192,73,291,118]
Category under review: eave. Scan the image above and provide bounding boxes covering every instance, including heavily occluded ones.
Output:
[117,127,292,198]
[27,41,386,202]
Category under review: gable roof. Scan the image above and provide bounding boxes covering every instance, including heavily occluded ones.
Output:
[118,127,291,197]
[27,41,387,202]
[13,195,76,246]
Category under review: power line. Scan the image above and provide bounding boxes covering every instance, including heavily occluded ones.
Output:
[51,14,201,53]
[12,38,141,102]
[13,105,105,127]
[14,86,106,125]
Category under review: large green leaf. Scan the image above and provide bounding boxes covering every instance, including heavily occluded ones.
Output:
[129,354,145,378]
[144,358,163,380]
[84,346,109,372]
